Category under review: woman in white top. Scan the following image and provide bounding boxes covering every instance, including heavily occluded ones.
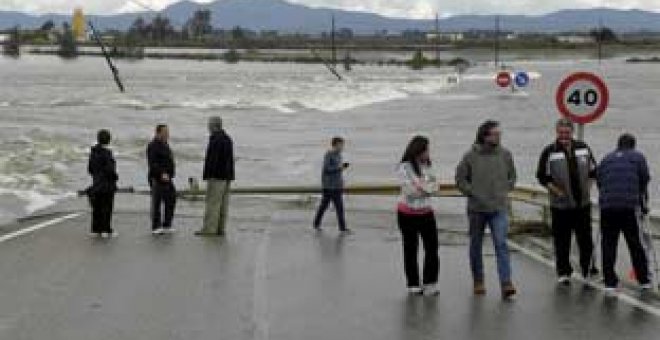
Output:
[396,135,440,296]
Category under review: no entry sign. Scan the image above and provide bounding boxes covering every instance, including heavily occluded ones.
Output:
[496,71,512,88]
[555,72,609,125]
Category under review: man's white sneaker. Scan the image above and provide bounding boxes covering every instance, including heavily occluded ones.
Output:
[640,283,653,291]
[407,287,423,295]
[423,284,440,296]
[557,276,571,285]
[604,287,620,297]
[152,228,164,235]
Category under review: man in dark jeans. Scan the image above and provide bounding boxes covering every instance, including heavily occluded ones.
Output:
[87,129,119,238]
[147,124,176,235]
[537,118,598,285]
[597,133,652,294]
[313,137,350,233]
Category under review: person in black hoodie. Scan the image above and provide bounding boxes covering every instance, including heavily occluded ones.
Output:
[147,124,176,235]
[87,129,119,238]
[196,116,235,236]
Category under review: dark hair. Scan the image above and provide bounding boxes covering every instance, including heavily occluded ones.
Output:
[331,136,344,147]
[156,124,168,134]
[556,118,574,131]
[475,120,500,145]
[401,135,430,176]
[97,129,111,145]
[618,133,636,150]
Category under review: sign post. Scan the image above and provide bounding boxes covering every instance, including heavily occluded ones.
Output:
[555,72,610,141]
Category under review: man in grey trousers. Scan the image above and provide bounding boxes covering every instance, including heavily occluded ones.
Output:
[196,116,235,236]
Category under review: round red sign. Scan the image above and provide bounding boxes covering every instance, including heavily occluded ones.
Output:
[496,72,511,88]
[555,72,609,125]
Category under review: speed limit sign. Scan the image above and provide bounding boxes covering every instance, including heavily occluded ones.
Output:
[555,72,609,124]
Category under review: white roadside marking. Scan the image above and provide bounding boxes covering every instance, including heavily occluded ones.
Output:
[252,213,271,340]
[508,240,660,318]
[0,213,82,244]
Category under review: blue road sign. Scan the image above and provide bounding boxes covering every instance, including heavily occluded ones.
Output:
[515,72,530,87]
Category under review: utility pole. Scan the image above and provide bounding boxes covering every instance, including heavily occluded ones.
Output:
[331,14,337,67]
[434,12,440,62]
[494,15,501,68]
[597,17,603,64]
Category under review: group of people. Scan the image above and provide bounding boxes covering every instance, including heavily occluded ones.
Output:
[86,116,235,238]
[386,117,654,299]
[86,115,654,299]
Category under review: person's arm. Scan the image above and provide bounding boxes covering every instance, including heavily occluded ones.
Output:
[587,145,598,179]
[88,152,95,177]
[202,142,212,181]
[226,137,235,181]
[419,167,438,195]
[398,164,425,198]
[507,151,517,191]
[103,150,118,182]
[455,154,473,197]
[536,146,564,196]
[536,147,552,187]
[639,154,651,192]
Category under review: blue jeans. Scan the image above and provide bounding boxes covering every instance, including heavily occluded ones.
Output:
[468,211,512,284]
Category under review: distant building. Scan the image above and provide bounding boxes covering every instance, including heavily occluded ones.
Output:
[72,8,87,42]
[426,32,465,42]
[556,35,594,44]
[0,34,9,43]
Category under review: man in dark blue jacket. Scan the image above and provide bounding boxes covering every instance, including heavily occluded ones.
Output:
[147,124,176,235]
[313,137,350,232]
[597,133,652,293]
[87,129,119,238]
[196,116,235,236]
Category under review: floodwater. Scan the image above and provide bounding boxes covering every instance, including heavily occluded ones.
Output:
[1,53,660,222]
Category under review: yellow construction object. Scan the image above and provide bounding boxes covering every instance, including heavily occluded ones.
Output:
[72,8,86,42]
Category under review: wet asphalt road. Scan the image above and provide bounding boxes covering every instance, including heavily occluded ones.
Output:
[0,196,659,340]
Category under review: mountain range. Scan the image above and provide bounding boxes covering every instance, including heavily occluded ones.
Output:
[1,0,660,33]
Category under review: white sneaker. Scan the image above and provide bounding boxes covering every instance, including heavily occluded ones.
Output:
[640,283,653,291]
[163,228,176,234]
[407,287,423,295]
[423,284,440,296]
[89,232,101,238]
[604,287,620,297]
[152,228,164,235]
[557,276,571,285]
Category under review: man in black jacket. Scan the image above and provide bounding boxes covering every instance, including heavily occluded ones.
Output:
[87,129,119,238]
[147,124,176,235]
[536,118,598,284]
[196,116,235,236]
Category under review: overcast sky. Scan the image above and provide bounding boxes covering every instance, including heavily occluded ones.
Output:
[1,0,659,18]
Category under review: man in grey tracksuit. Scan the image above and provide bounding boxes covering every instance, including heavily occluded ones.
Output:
[536,118,598,284]
[456,120,517,299]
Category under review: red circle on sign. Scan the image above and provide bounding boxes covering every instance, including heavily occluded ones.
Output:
[496,72,511,88]
[555,72,609,125]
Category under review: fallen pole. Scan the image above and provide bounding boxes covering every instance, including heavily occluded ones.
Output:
[88,21,125,93]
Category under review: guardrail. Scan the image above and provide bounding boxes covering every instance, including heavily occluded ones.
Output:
[109,182,659,231]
